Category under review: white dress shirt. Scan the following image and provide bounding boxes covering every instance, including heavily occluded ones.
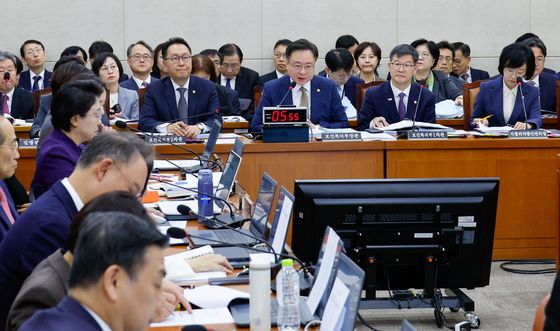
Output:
[502,80,518,123]
[133,75,152,89]
[275,70,285,79]
[82,304,112,331]
[220,76,236,90]
[61,178,84,211]
[291,80,312,109]
[389,81,411,115]
[29,70,46,90]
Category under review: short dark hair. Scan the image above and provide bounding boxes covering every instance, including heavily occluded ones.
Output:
[88,41,113,60]
[286,39,319,61]
[127,40,154,58]
[218,43,244,63]
[67,191,150,253]
[68,212,168,288]
[354,42,382,74]
[410,39,439,69]
[520,37,547,58]
[389,44,419,64]
[191,54,216,82]
[151,42,165,77]
[13,55,24,75]
[452,42,471,57]
[498,42,535,79]
[200,49,218,57]
[325,48,354,73]
[51,79,105,131]
[91,52,124,80]
[515,32,539,43]
[20,39,45,58]
[61,46,88,63]
[274,39,292,50]
[335,35,359,49]
[50,57,89,94]
[436,40,455,59]
[162,37,192,59]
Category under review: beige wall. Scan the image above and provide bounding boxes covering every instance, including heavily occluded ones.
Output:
[5,0,560,78]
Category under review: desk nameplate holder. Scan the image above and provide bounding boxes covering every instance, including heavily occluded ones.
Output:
[508,129,548,139]
[19,138,39,147]
[407,130,448,140]
[321,132,362,142]
[144,134,201,144]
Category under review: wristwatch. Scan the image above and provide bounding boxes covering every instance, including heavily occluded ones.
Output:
[196,123,205,133]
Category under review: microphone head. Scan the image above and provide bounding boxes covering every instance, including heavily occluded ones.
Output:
[166,227,187,239]
[289,81,297,89]
[3,72,10,81]
[114,120,128,129]
[516,76,524,84]
[181,326,208,331]
[177,204,193,215]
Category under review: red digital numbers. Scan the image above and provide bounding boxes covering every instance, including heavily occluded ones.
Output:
[271,110,300,122]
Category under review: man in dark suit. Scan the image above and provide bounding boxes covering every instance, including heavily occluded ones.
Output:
[319,48,365,110]
[0,52,34,119]
[515,33,556,75]
[258,39,292,86]
[0,117,19,243]
[218,43,260,120]
[120,41,160,91]
[358,44,435,130]
[251,39,349,132]
[139,37,221,137]
[520,37,557,112]
[451,42,490,83]
[0,132,154,328]
[19,212,168,331]
[18,40,52,91]
[434,41,464,90]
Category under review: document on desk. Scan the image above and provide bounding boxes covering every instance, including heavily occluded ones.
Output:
[150,308,235,327]
[379,120,450,131]
[320,278,350,331]
[158,200,222,215]
[475,125,513,133]
[184,285,249,308]
[361,131,397,141]
[153,159,200,171]
[435,99,464,119]
[165,246,227,283]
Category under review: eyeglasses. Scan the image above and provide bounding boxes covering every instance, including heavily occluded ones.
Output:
[221,63,240,70]
[274,53,286,59]
[438,56,453,63]
[418,52,432,59]
[25,48,43,56]
[166,55,192,64]
[390,62,415,71]
[130,54,153,61]
[114,162,145,199]
[0,138,19,152]
[86,109,104,120]
[290,63,314,72]
[535,57,545,64]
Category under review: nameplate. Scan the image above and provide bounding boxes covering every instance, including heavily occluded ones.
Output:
[144,135,185,144]
[321,132,362,141]
[407,131,448,140]
[508,129,548,139]
[19,138,39,147]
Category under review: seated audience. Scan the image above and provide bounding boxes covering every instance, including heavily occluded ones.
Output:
[192,54,241,116]
[411,38,463,105]
[515,32,556,75]
[18,40,51,91]
[0,132,155,328]
[319,48,365,117]
[335,34,360,75]
[471,43,541,130]
[151,43,168,79]
[120,41,159,90]
[199,49,221,78]
[520,37,557,112]
[217,43,260,120]
[251,39,349,132]
[258,39,292,86]
[60,46,88,63]
[0,52,34,120]
[139,37,221,137]
[92,52,139,120]
[434,40,464,89]
[18,211,168,331]
[87,41,128,82]
[451,42,490,83]
[357,44,436,130]
[354,42,383,83]
[0,117,20,243]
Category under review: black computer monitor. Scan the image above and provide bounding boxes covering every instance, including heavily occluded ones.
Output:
[292,178,499,296]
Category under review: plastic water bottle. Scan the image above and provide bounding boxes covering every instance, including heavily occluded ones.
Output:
[276,259,300,330]
[197,169,213,224]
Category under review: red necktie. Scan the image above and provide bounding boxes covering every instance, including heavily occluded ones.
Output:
[0,187,15,224]
[1,95,9,114]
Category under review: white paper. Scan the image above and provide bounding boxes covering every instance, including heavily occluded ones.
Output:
[270,196,293,254]
[435,99,464,119]
[320,278,350,331]
[360,132,397,141]
[184,285,249,308]
[150,308,234,327]
[198,132,240,139]
[306,228,341,315]
[164,246,215,281]
[164,172,222,191]
[475,125,513,133]
[222,115,248,123]
[379,119,450,131]
[216,138,238,145]
[342,96,357,119]
[158,200,221,216]
[153,159,200,170]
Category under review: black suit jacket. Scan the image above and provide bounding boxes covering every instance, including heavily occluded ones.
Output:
[5,88,34,119]
[452,67,490,83]
[219,66,259,120]
[17,70,52,91]
[258,71,280,86]
[539,71,557,112]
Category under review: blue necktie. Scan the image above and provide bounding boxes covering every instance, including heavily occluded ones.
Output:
[225,79,232,90]
[177,87,188,123]
[398,92,407,120]
[32,76,41,91]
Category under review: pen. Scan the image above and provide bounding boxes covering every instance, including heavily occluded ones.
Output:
[480,114,493,121]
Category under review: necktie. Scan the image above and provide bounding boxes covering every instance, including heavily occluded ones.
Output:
[141,81,148,88]
[0,187,15,224]
[337,86,343,99]
[300,86,309,119]
[398,92,406,120]
[177,87,188,123]
[32,76,41,90]
[461,73,469,83]
[1,94,9,114]
[226,79,232,90]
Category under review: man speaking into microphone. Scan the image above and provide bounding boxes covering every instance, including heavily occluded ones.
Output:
[139,37,222,138]
[250,39,348,132]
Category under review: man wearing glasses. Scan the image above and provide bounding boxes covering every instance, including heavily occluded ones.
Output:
[357,44,436,130]
[0,117,19,242]
[250,39,349,132]
[120,41,160,91]
[18,40,52,91]
[258,39,292,86]
[139,37,221,138]
[0,52,34,120]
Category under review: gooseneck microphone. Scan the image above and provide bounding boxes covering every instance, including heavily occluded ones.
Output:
[277,81,297,107]
[516,76,529,130]
[3,72,9,82]
[410,83,423,131]
[149,109,220,136]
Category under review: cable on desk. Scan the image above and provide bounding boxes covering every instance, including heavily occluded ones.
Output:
[499,259,556,274]
[356,312,381,331]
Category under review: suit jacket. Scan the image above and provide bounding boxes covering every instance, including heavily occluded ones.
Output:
[0,180,18,244]
[119,75,160,91]
[31,129,83,199]
[216,84,241,116]
[5,88,34,120]
[250,75,349,132]
[538,71,557,112]
[3,175,28,207]
[0,181,77,329]
[452,67,490,83]
[258,70,281,86]
[30,94,52,138]
[138,76,221,132]
[117,87,140,120]
[17,70,52,91]
[318,71,365,108]
[430,70,462,103]
[18,296,101,331]
[219,66,260,120]
[7,249,69,331]
[470,76,542,128]
[357,81,436,130]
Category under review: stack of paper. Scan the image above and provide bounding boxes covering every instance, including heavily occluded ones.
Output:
[184,285,249,308]
[164,246,227,283]
[435,99,464,119]
[150,308,234,327]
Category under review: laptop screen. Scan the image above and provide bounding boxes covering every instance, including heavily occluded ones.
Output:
[214,150,242,209]
[268,187,294,254]
[249,172,277,236]
[201,120,222,162]
[232,137,244,156]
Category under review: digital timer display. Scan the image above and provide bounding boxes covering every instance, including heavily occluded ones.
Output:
[263,107,307,125]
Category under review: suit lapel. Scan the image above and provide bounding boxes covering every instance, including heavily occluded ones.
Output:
[163,78,179,120]
[52,181,78,219]
[10,89,20,118]
[384,82,400,123]
[489,79,506,125]
[406,84,421,120]
[310,77,320,121]
[187,77,198,124]
[510,85,526,124]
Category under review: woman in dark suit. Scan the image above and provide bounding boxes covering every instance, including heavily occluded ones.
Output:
[470,43,541,130]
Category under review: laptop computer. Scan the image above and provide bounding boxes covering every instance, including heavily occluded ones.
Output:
[189,172,278,247]
[211,186,294,266]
